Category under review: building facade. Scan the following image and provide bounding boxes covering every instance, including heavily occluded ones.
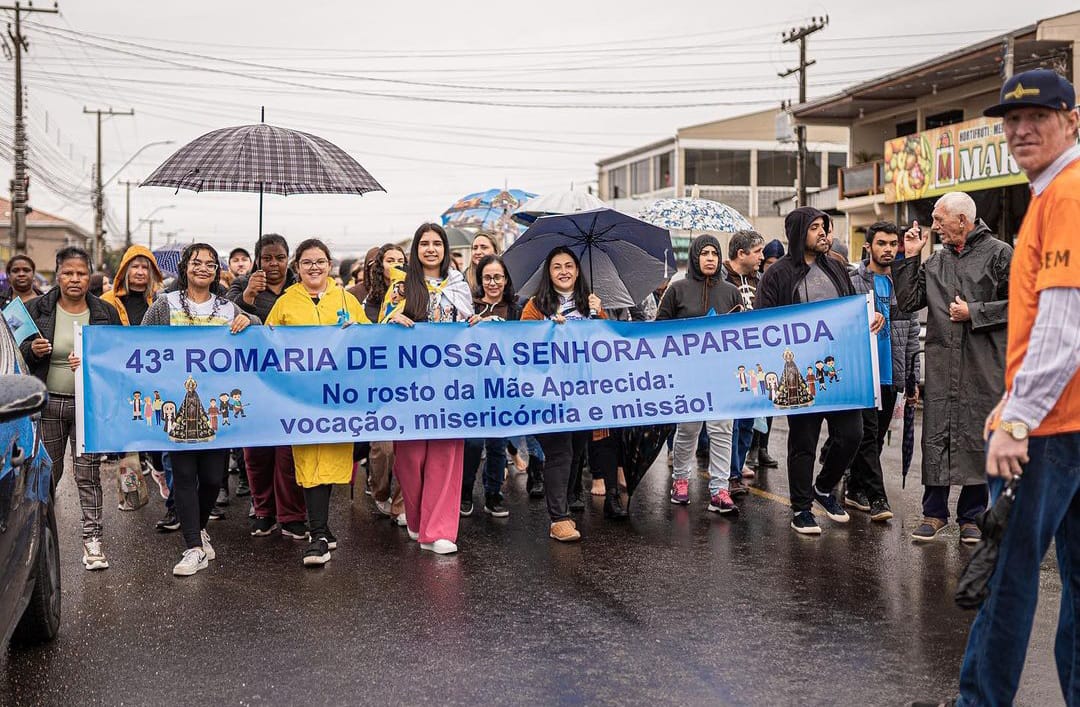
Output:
[0,197,92,276]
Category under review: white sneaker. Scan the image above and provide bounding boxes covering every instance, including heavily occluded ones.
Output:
[393,512,408,527]
[420,539,458,555]
[173,547,208,576]
[82,538,109,570]
[201,529,215,560]
[407,529,419,541]
[374,499,392,516]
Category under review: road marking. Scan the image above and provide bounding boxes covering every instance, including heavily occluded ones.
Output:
[746,485,826,517]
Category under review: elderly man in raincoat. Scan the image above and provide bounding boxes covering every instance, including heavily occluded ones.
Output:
[894,191,1012,543]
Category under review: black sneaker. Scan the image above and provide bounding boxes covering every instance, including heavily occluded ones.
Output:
[813,485,850,523]
[569,494,586,512]
[791,510,822,535]
[484,494,509,518]
[250,516,277,536]
[302,537,331,566]
[844,490,871,512]
[209,505,225,521]
[155,507,181,532]
[869,498,894,522]
[460,499,474,517]
[216,488,229,506]
[281,520,310,540]
[323,528,338,551]
[235,478,250,497]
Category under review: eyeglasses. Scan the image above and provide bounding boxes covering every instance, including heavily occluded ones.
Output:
[299,259,329,269]
[189,260,219,273]
[482,274,505,284]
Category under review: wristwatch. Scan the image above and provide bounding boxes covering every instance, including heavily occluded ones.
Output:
[998,420,1030,441]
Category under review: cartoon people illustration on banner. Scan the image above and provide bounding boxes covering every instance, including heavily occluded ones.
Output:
[229,389,245,418]
[764,371,779,401]
[815,360,827,391]
[824,355,840,383]
[218,393,231,426]
[161,401,177,436]
[736,365,749,392]
[152,391,163,426]
[129,391,142,421]
[208,398,219,432]
[756,364,767,396]
[806,366,817,397]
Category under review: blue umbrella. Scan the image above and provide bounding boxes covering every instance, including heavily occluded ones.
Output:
[440,188,537,247]
[503,208,675,310]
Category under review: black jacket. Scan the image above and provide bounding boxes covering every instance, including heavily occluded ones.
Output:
[20,287,121,384]
[755,206,855,309]
[656,234,741,320]
[226,270,297,322]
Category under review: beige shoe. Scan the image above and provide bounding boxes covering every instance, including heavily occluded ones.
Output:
[549,520,581,542]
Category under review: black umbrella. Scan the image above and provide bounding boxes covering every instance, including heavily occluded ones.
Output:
[617,424,675,497]
[141,111,385,243]
[502,208,676,310]
[955,476,1020,610]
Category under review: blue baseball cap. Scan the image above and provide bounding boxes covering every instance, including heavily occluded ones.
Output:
[984,68,1076,117]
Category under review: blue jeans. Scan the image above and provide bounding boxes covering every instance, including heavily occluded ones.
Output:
[958,431,1080,706]
[463,437,507,498]
[509,435,545,463]
[163,451,174,511]
[729,418,755,479]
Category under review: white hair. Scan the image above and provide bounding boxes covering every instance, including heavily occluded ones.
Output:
[935,192,977,223]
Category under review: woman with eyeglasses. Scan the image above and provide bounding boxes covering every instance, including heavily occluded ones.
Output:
[386,223,473,554]
[266,238,367,567]
[520,246,607,542]
[21,246,121,571]
[142,243,254,576]
[459,255,520,519]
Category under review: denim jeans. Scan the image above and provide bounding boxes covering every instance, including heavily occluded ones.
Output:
[958,431,1080,706]
[163,451,174,511]
[462,437,507,498]
[729,418,755,479]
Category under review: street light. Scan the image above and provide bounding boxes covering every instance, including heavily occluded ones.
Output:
[105,140,174,188]
[137,204,175,250]
[110,140,174,248]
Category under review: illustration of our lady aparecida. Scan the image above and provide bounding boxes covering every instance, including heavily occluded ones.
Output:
[168,375,216,443]
[773,348,814,409]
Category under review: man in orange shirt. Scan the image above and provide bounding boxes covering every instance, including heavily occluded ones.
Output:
[939,69,1080,707]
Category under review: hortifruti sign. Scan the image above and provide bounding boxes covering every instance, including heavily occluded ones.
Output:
[882,116,1026,203]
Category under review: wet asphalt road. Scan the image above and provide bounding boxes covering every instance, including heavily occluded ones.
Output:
[1,416,1066,706]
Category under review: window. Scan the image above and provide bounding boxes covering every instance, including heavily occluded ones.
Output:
[896,119,917,138]
[828,152,846,187]
[608,166,629,199]
[684,149,750,186]
[757,150,823,189]
[631,159,651,196]
[926,109,964,130]
[653,152,673,188]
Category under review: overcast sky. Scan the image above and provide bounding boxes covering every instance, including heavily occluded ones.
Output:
[1,1,1077,258]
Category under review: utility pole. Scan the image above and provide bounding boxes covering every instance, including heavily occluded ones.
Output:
[120,179,136,249]
[139,217,162,250]
[780,15,828,207]
[83,106,134,267]
[1,1,59,256]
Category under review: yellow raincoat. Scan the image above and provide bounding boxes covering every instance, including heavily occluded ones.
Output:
[266,280,369,488]
[100,244,164,325]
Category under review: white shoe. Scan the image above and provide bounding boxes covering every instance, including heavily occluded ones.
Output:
[82,538,109,570]
[374,499,392,516]
[173,547,208,576]
[407,529,419,541]
[393,512,408,527]
[420,539,458,554]
[201,529,215,560]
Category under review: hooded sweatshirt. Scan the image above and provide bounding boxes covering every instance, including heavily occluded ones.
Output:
[754,207,855,309]
[100,245,164,326]
[656,234,741,321]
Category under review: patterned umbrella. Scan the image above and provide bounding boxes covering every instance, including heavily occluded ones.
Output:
[141,122,385,241]
[440,188,537,248]
[638,197,752,234]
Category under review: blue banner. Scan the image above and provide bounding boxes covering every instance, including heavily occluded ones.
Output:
[76,296,878,453]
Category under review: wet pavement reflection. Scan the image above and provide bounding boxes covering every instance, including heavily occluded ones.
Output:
[1,417,1065,706]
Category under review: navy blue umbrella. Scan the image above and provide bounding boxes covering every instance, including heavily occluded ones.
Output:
[503,208,676,310]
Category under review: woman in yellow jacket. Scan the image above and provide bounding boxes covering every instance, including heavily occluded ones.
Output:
[266,238,368,567]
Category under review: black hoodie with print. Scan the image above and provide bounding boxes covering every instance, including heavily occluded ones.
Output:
[656,234,741,320]
[754,206,855,309]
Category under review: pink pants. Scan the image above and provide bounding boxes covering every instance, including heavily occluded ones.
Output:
[393,438,463,544]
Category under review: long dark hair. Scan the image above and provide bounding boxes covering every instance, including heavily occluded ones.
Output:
[404,223,449,322]
[366,242,406,308]
[176,243,222,294]
[472,254,515,304]
[533,246,589,318]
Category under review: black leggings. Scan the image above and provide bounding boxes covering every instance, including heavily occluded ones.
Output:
[171,449,229,549]
[303,484,333,538]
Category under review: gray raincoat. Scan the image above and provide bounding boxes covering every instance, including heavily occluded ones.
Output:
[893,219,1011,487]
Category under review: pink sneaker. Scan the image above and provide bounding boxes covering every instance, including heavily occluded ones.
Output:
[151,470,169,500]
[708,489,738,514]
[670,478,690,504]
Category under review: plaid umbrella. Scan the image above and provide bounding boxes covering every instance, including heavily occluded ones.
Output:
[141,122,385,242]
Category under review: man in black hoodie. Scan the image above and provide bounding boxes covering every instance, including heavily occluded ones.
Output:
[756,207,884,535]
[657,234,743,514]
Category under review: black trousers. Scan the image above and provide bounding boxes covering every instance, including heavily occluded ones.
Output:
[171,449,229,549]
[847,385,898,503]
[588,435,620,487]
[787,410,862,513]
[303,484,333,538]
[537,431,590,522]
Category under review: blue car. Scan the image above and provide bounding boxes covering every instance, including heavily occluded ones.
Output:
[0,316,58,646]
